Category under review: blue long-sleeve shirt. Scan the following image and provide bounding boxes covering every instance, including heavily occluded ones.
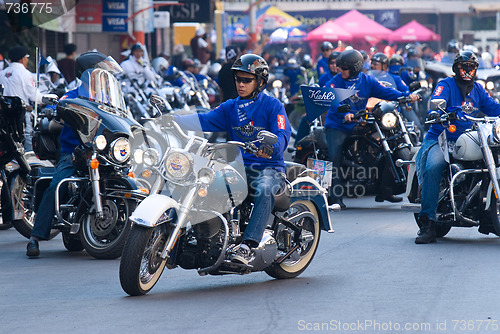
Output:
[389,72,409,93]
[316,56,329,77]
[318,71,334,87]
[426,77,500,141]
[47,88,80,153]
[174,92,291,172]
[323,72,408,132]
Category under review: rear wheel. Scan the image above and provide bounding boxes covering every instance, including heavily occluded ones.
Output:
[265,201,320,279]
[10,172,59,240]
[120,224,169,296]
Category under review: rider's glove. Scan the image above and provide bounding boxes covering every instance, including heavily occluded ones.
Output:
[258,144,274,158]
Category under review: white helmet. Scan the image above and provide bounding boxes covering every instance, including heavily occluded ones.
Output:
[208,62,221,78]
[152,57,169,73]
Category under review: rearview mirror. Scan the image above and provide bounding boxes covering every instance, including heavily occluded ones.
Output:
[149,95,169,115]
[257,130,278,146]
[409,81,421,92]
[429,99,446,112]
[42,94,59,105]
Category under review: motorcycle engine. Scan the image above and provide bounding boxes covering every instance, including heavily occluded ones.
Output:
[178,215,224,270]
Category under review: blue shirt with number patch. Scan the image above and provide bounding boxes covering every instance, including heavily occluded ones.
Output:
[174,92,291,172]
[324,72,408,132]
[425,76,500,141]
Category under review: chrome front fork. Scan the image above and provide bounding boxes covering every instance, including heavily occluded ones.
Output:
[89,154,104,219]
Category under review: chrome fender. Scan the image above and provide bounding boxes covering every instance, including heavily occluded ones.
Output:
[129,194,180,227]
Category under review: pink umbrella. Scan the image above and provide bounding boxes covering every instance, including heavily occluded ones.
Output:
[389,20,441,42]
[332,10,392,44]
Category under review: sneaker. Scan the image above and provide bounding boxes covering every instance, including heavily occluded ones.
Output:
[26,239,40,257]
[230,243,253,266]
[328,196,346,209]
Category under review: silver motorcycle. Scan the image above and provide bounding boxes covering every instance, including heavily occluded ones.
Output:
[119,97,335,295]
[402,99,500,237]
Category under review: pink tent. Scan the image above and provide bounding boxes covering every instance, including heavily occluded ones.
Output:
[306,21,352,60]
[389,20,441,42]
[332,10,392,44]
[306,20,353,42]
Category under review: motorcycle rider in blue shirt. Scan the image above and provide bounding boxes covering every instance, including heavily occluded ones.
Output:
[324,49,419,208]
[26,52,112,257]
[294,51,341,148]
[318,51,341,88]
[316,41,334,78]
[414,51,500,244]
[173,54,291,265]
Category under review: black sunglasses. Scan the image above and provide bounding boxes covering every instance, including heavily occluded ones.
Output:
[339,66,349,71]
[234,76,255,84]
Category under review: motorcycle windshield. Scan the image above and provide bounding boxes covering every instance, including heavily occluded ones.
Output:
[135,111,248,225]
[77,57,127,115]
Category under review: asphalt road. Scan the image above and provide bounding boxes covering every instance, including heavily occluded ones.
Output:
[2,195,500,334]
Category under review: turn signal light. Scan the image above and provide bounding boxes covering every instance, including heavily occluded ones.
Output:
[198,188,208,197]
[448,124,457,133]
[90,158,99,169]
[128,171,135,178]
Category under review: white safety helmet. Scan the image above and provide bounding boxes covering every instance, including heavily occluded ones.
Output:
[152,57,169,73]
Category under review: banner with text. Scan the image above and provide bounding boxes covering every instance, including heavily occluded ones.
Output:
[300,85,358,123]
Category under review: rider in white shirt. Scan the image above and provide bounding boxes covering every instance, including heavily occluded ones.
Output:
[120,43,156,85]
[0,46,43,151]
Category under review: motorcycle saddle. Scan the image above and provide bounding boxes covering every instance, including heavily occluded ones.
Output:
[246,173,291,213]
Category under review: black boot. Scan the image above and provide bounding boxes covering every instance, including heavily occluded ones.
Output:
[375,187,403,203]
[415,215,436,244]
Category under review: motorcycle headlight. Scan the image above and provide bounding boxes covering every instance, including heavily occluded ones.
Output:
[198,167,215,185]
[477,80,486,88]
[95,135,107,151]
[133,149,143,164]
[381,112,398,129]
[164,149,193,180]
[272,80,283,88]
[110,137,130,163]
[486,81,495,91]
[493,119,500,143]
[143,148,159,166]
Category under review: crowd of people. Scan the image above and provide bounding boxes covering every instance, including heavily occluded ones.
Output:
[1,32,500,257]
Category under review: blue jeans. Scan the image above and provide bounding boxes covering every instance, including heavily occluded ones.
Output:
[415,139,448,221]
[243,167,282,245]
[31,152,75,240]
[325,127,350,199]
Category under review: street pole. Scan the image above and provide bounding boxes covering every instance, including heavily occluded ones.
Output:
[248,0,257,49]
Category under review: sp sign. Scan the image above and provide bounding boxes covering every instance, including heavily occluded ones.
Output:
[157,0,212,23]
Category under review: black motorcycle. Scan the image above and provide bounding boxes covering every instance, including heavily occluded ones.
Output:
[0,85,31,231]
[293,95,417,196]
[10,60,147,259]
